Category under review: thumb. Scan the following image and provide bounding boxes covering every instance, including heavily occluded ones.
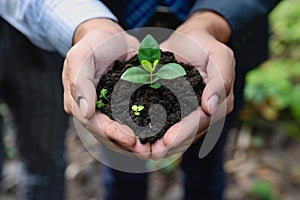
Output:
[63,40,96,119]
[201,46,235,115]
[72,77,96,119]
[66,42,97,119]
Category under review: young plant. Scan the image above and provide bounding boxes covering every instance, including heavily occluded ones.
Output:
[131,105,144,116]
[99,88,109,101]
[121,34,186,89]
[96,88,108,109]
[96,100,105,109]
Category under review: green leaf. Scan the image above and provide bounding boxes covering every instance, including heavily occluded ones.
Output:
[132,105,144,115]
[157,63,186,80]
[150,83,161,89]
[121,67,149,84]
[96,100,105,109]
[141,60,153,72]
[137,105,144,111]
[138,34,161,63]
[100,88,109,100]
[153,59,159,71]
[132,105,138,111]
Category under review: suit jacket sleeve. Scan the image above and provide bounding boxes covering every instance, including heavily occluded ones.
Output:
[0,0,117,56]
[190,0,281,40]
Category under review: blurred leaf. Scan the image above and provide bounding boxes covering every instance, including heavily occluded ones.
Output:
[270,0,300,58]
[243,0,300,139]
[249,180,277,200]
[290,84,300,121]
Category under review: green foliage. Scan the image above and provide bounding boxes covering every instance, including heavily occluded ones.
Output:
[121,34,186,89]
[245,59,300,121]
[131,105,144,116]
[243,0,300,141]
[269,0,300,58]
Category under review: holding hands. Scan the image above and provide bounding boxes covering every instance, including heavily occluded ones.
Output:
[62,11,236,160]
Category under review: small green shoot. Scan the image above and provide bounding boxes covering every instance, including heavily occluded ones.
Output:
[121,34,186,89]
[96,100,105,109]
[96,88,109,109]
[132,105,144,116]
[99,88,109,101]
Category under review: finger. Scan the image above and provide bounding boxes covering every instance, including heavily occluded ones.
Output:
[95,113,137,147]
[62,63,73,115]
[201,43,235,115]
[96,135,136,156]
[150,108,210,160]
[71,97,138,153]
[71,78,97,119]
[150,138,191,160]
[150,139,167,160]
[97,119,151,159]
[64,40,97,119]
[163,107,209,146]
[164,130,207,157]
[132,141,151,160]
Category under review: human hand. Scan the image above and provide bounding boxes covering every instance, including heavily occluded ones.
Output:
[62,19,151,159]
[151,11,235,160]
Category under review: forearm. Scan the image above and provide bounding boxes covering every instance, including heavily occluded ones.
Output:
[0,0,117,56]
[190,0,281,40]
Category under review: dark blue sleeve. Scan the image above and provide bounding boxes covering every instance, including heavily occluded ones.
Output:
[190,0,281,40]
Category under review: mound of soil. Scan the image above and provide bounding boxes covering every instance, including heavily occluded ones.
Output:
[96,51,205,143]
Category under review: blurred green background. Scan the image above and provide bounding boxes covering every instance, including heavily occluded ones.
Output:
[242,0,300,141]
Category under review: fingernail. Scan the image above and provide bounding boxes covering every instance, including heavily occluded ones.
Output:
[79,98,88,117]
[208,95,219,114]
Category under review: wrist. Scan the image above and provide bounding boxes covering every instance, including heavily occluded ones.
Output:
[178,11,232,43]
[73,18,123,44]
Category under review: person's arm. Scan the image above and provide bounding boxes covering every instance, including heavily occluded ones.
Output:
[150,0,282,159]
[1,0,151,157]
[0,0,117,55]
[190,0,281,41]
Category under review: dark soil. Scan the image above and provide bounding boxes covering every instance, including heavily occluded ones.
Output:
[96,51,205,143]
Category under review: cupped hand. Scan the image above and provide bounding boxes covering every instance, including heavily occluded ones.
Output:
[150,11,236,160]
[62,19,151,159]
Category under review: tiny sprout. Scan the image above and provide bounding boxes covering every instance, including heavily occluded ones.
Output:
[132,105,144,116]
[96,100,105,109]
[96,88,109,109]
[99,88,109,101]
[121,34,186,89]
